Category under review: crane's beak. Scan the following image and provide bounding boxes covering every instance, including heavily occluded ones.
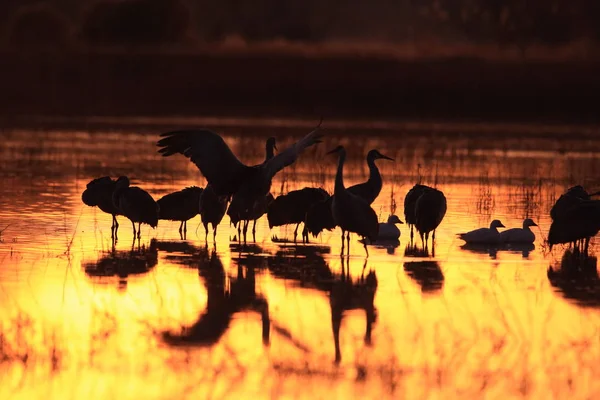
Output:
[326,148,338,155]
[379,153,394,161]
[498,223,505,228]
[530,222,538,227]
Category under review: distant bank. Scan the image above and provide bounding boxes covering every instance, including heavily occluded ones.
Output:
[1,50,600,124]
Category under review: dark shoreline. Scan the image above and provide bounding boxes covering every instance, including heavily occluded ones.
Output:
[2,51,600,125]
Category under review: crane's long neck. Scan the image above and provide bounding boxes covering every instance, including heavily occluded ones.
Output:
[265,142,275,162]
[334,150,347,195]
[366,155,382,193]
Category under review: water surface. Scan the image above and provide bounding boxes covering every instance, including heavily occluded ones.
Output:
[1,121,599,399]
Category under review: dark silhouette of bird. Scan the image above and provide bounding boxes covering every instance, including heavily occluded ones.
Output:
[199,184,229,242]
[157,186,203,239]
[548,199,600,255]
[267,187,330,243]
[327,146,379,256]
[414,186,447,249]
[229,193,274,242]
[157,120,323,219]
[227,136,277,242]
[458,219,505,244]
[500,218,537,244]
[303,197,336,239]
[550,185,600,221]
[112,176,159,240]
[81,176,123,239]
[304,149,393,239]
[404,184,431,241]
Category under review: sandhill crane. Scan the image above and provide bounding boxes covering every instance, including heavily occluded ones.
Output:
[199,184,229,242]
[112,176,159,240]
[499,218,538,244]
[157,186,203,239]
[548,200,600,255]
[414,187,447,248]
[551,185,600,221]
[157,120,323,218]
[550,185,600,250]
[404,184,429,241]
[229,193,274,242]
[458,219,505,244]
[377,215,404,241]
[267,187,330,243]
[81,176,123,239]
[327,146,379,256]
[303,149,393,239]
[227,136,277,242]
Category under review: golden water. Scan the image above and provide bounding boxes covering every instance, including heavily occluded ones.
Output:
[0,122,599,399]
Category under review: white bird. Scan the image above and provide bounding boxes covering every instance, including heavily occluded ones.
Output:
[500,218,538,244]
[377,215,404,241]
[458,219,505,244]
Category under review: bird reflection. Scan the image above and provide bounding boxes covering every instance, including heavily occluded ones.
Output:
[330,257,377,364]
[82,239,158,289]
[403,260,444,294]
[404,242,433,258]
[267,244,333,292]
[460,243,535,259]
[153,240,209,268]
[364,238,400,254]
[163,250,270,346]
[547,248,600,307]
[230,242,269,269]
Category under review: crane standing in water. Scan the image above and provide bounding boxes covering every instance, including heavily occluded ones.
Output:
[200,184,229,243]
[549,199,600,255]
[157,186,203,239]
[227,137,277,242]
[157,120,324,220]
[327,146,379,256]
[112,176,159,240]
[81,176,123,240]
[414,186,447,250]
[268,187,330,243]
[304,149,394,239]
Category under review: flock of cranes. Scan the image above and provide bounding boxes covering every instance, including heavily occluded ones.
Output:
[82,123,600,257]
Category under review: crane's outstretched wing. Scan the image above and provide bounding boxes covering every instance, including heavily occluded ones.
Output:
[157,129,252,195]
[263,122,324,181]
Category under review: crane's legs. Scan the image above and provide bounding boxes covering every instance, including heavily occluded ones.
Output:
[111,215,119,241]
[131,221,136,238]
[293,223,300,243]
[178,221,184,239]
[584,237,591,256]
[252,220,257,242]
[363,237,369,257]
[213,225,217,243]
[204,223,209,243]
[137,222,142,239]
[242,220,249,243]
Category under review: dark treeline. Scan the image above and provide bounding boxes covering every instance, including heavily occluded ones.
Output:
[2,0,600,49]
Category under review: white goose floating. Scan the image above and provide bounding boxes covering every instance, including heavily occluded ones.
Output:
[500,218,538,244]
[458,219,505,244]
[377,215,404,241]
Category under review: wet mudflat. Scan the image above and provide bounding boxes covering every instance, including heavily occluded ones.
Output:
[1,120,599,399]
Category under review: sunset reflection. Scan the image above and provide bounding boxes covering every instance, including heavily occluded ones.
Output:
[0,125,599,399]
